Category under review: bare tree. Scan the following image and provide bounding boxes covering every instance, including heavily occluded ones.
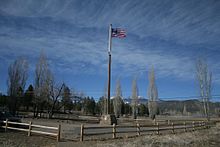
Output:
[95,84,109,115]
[7,57,28,115]
[131,78,138,119]
[196,58,212,120]
[48,81,65,118]
[113,79,123,118]
[34,52,52,118]
[182,104,187,116]
[148,67,158,120]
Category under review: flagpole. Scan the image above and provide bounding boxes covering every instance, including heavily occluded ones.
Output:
[107,24,112,115]
[108,24,112,55]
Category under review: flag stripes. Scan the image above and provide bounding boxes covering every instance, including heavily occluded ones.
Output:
[111,28,126,38]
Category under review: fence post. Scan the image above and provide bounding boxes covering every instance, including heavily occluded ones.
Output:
[113,123,116,139]
[28,121,32,136]
[80,124,84,142]
[57,124,61,142]
[205,121,208,129]
[202,121,206,129]
[137,123,140,136]
[184,122,186,132]
[201,121,204,129]
[207,121,210,129]
[157,122,159,135]
[5,119,8,132]
[172,122,174,134]
[192,121,195,131]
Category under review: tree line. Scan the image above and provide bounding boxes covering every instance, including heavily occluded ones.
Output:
[0,51,158,119]
[0,52,213,121]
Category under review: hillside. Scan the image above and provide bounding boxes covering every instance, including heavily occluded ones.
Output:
[124,98,220,116]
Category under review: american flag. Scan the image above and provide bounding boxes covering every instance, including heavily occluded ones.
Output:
[111,28,126,38]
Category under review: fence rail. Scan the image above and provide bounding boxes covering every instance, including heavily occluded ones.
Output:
[1,119,218,142]
[1,119,61,142]
[80,121,212,141]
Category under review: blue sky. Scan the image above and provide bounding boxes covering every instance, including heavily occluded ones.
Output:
[0,0,220,100]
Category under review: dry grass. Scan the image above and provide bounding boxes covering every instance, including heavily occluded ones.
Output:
[1,126,220,147]
[58,125,220,147]
[1,118,220,147]
[0,129,56,147]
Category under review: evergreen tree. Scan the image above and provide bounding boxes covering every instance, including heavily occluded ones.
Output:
[23,85,34,111]
[61,85,72,113]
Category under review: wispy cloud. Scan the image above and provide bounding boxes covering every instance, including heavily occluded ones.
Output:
[0,0,220,87]
[1,0,220,45]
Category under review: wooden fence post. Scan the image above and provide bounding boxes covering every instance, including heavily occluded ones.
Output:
[192,121,195,131]
[80,124,84,142]
[57,124,61,142]
[184,122,186,132]
[172,122,174,134]
[157,122,159,135]
[5,119,8,132]
[204,121,207,129]
[113,123,116,139]
[137,123,140,136]
[201,121,204,129]
[202,121,205,129]
[28,121,32,136]
[207,121,210,129]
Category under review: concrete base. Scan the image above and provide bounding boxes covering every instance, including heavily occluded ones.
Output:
[100,114,117,125]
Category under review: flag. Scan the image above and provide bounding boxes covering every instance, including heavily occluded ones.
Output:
[111,28,126,38]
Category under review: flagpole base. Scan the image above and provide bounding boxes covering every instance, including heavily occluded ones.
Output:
[100,114,117,125]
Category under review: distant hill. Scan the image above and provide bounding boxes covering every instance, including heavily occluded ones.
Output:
[123,98,220,116]
[159,99,220,115]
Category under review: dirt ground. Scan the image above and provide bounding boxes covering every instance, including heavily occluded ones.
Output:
[0,129,56,147]
[1,124,220,147]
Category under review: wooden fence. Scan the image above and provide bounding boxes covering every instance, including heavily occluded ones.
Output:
[1,119,61,142]
[1,119,217,142]
[80,121,212,141]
